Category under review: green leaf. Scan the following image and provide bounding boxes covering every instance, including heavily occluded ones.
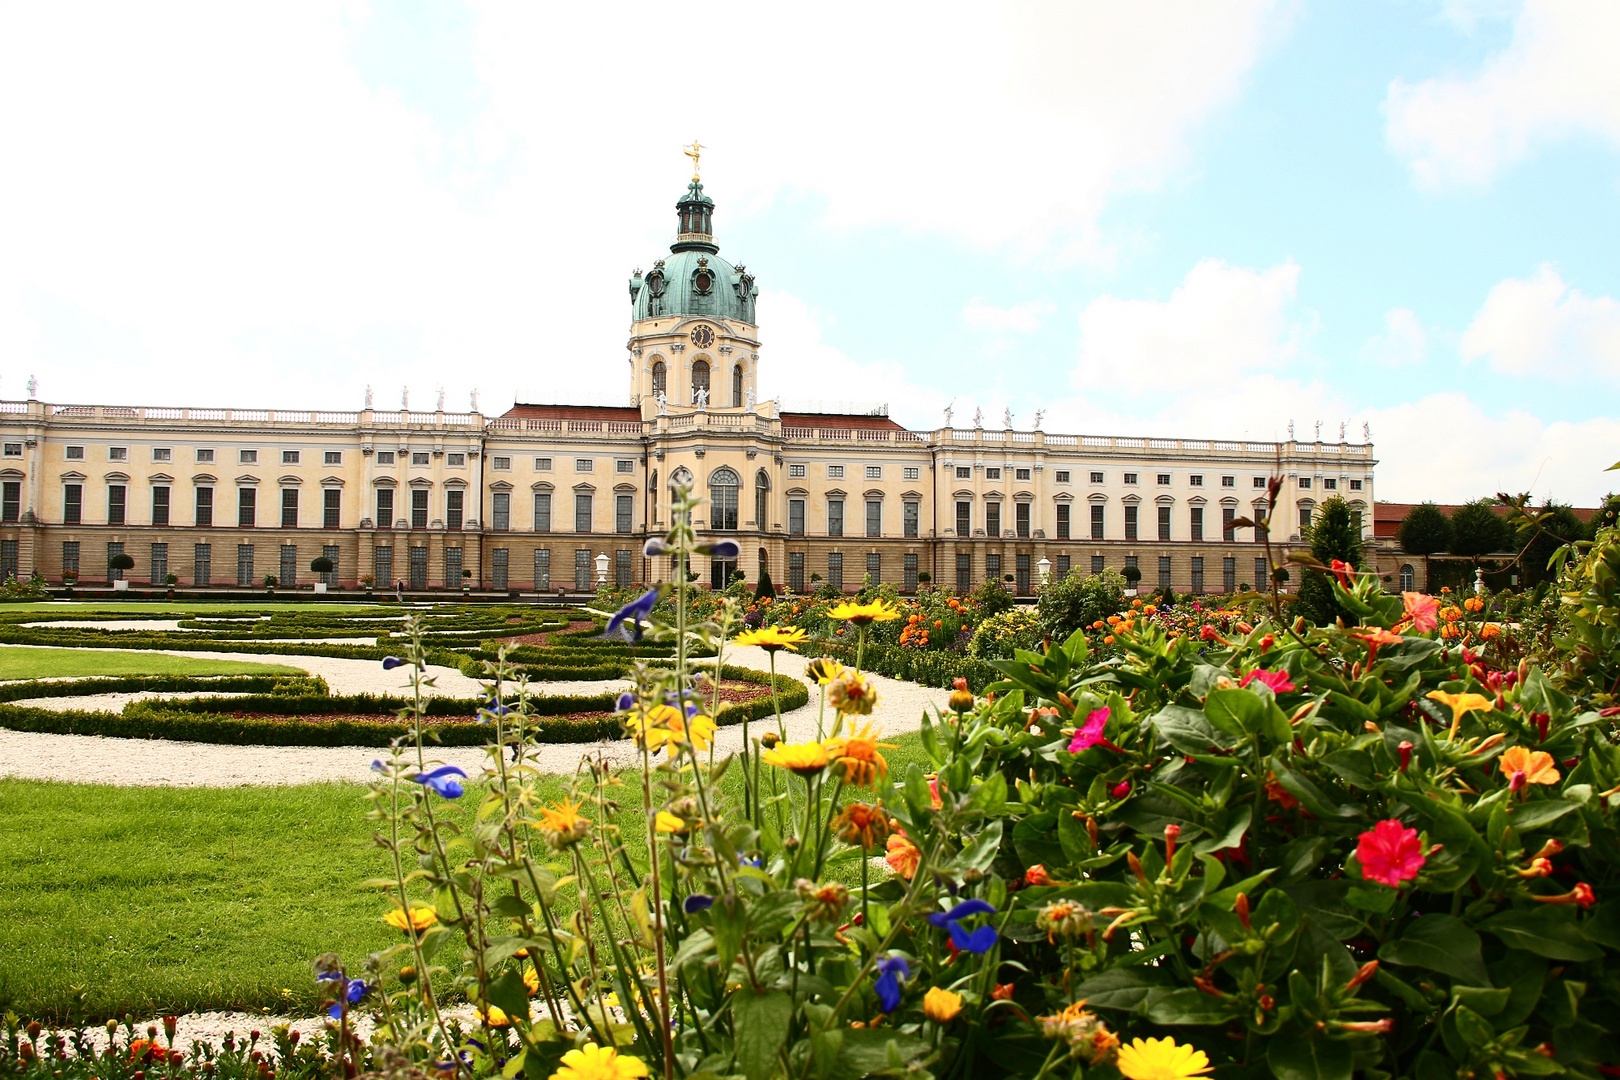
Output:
[1452,1004,1495,1050]
[1481,908,1602,961]
[1345,886,1395,914]
[1152,705,1238,755]
[484,968,531,1026]
[1378,914,1490,986]
[1057,808,1094,864]
[958,820,1003,873]
[1268,1028,1354,1080]
[731,989,793,1080]
[1144,987,1234,1025]
[1193,805,1252,855]
[1507,799,1578,831]
[1071,967,1174,1011]
[1321,750,1377,790]
[1206,687,1264,737]
[833,1029,928,1079]
[1270,758,1363,819]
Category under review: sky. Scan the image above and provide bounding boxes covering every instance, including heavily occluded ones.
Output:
[1,0,1617,504]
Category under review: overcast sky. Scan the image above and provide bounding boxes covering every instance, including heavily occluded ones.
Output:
[1,1,1617,503]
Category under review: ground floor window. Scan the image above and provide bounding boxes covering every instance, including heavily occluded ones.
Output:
[194,543,211,585]
[986,553,1001,586]
[534,548,550,590]
[616,549,631,588]
[711,555,737,590]
[0,540,17,581]
[1191,556,1204,594]
[1017,553,1031,594]
[1255,557,1268,592]
[322,545,339,587]
[374,545,393,587]
[574,548,590,591]
[956,553,971,592]
[1223,556,1236,592]
[828,552,843,591]
[866,551,881,585]
[1055,554,1070,580]
[280,544,298,588]
[446,546,463,589]
[1159,555,1171,590]
[789,551,804,593]
[904,553,918,592]
[1091,555,1104,575]
[491,548,509,591]
[108,541,126,581]
[1400,563,1415,591]
[62,541,80,577]
[410,546,428,589]
[151,543,168,585]
[237,544,255,587]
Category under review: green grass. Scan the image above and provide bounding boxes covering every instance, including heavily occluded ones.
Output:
[0,732,935,1021]
[0,645,303,679]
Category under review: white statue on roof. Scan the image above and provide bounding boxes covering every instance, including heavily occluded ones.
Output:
[973,407,983,429]
[1033,408,1045,430]
[745,388,755,410]
[1003,407,1013,430]
[656,389,667,414]
[943,402,953,427]
[364,385,373,409]
[694,386,709,408]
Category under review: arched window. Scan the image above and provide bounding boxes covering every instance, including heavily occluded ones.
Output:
[708,466,739,531]
[733,364,744,407]
[1400,563,1415,591]
[754,468,770,528]
[691,360,710,404]
[651,361,666,394]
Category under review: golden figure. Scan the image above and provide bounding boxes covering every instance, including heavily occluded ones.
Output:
[684,139,704,180]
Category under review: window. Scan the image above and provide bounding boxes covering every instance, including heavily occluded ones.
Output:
[320,545,339,587]
[0,540,16,581]
[492,456,511,471]
[1158,556,1171,589]
[755,477,767,529]
[690,360,709,404]
[410,545,428,589]
[1056,503,1070,539]
[1124,472,1138,485]
[447,453,466,467]
[239,449,257,464]
[1055,470,1070,484]
[535,457,553,471]
[1016,468,1031,481]
[652,360,666,394]
[709,467,739,530]
[1091,555,1105,575]
[374,545,393,587]
[446,490,464,530]
[789,464,806,478]
[865,466,882,480]
[1255,557,1269,591]
[1299,506,1312,531]
[615,459,635,475]
[1015,502,1030,538]
[152,486,170,527]
[108,484,127,525]
[1400,563,1415,591]
[866,499,881,537]
[616,494,633,533]
[1190,506,1203,541]
[788,498,805,536]
[1349,479,1363,491]
[445,547,463,588]
[1124,504,1138,541]
[1252,476,1266,488]
[827,551,844,590]
[412,452,430,466]
[282,450,300,465]
[280,545,297,587]
[152,448,171,463]
[1219,475,1234,488]
[280,488,298,528]
[1090,471,1104,484]
[0,443,18,459]
[193,542,210,585]
[903,500,919,538]
[534,548,550,589]
[904,553,918,592]
[195,486,212,527]
[827,498,844,537]
[324,451,342,466]
[575,459,594,473]
[987,549,1002,585]
[1189,474,1203,486]
[955,553,972,592]
[1223,556,1236,592]
[1055,555,1070,580]
[574,493,593,533]
[534,493,552,532]
[866,552,881,583]
[1090,504,1104,540]
[1157,505,1170,541]
[0,482,18,523]
[956,467,971,480]
[376,451,395,465]
[376,488,394,529]
[986,502,1001,537]
[109,446,128,462]
[789,551,805,593]
[236,543,255,587]
[1322,478,1337,490]
[1016,553,1031,594]
[323,489,341,529]
[1191,556,1204,594]
[827,465,845,480]
[903,467,920,481]
[1298,477,1312,490]
[733,364,744,407]
[62,541,80,576]
[955,501,970,536]
[616,549,632,588]
[1222,507,1236,541]
[66,445,84,461]
[491,547,509,591]
[64,483,82,525]
[493,492,510,532]
[411,489,429,529]
[1156,473,1170,485]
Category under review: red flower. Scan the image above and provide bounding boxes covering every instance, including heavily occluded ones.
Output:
[1239,668,1295,694]
[1111,779,1131,799]
[1024,864,1053,887]
[1355,819,1426,887]
[991,983,1016,1001]
[1330,559,1354,589]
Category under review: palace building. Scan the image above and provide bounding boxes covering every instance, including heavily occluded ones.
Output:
[0,170,1376,595]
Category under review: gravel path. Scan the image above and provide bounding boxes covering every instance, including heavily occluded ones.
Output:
[0,645,952,786]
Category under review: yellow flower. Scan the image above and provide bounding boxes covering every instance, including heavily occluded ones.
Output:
[1427,690,1494,738]
[827,672,879,716]
[1038,1001,1118,1064]
[733,626,808,652]
[383,905,438,933]
[805,657,845,684]
[522,967,540,995]
[548,1042,649,1080]
[827,600,902,626]
[761,741,830,776]
[537,797,592,847]
[654,810,687,834]
[827,721,897,786]
[923,987,963,1022]
[1116,1036,1213,1080]
[1500,745,1561,787]
[479,1004,511,1027]
[628,704,717,753]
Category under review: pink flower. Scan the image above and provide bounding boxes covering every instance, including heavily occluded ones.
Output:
[1239,668,1295,693]
[1403,592,1439,634]
[1355,819,1426,887]
[1110,779,1131,799]
[1068,708,1111,753]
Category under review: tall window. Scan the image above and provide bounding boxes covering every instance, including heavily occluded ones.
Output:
[955,501,971,536]
[280,545,298,586]
[1400,563,1414,591]
[64,484,82,525]
[755,471,769,528]
[236,543,255,586]
[193,542,211,585]
[150,543,167,584]
[1222,556,1236,592]
[1056,503,1070,540]
[1158,555,1171,589]
[281,488,298,528]
[1190,506,1203,541]
[445,546,463,588]
[321,545,339,587]
[493,492,510,532]
[1255,557,1268,591]
[788,498,805,536]
[904,553,918,592]
[375,545,393,586]
[411,489,429,529]
[733,364,743,407]
[491,548,509,591]
[616,494,633,533]
[0,483,16,526]
[986,502,1001,537]
[574,493,593,533]
[1299,506,1312,531]
[375,488,393,529]
[827,499,844,537]
[986,553,1002,583]
[708,467,739,530]
[323,489,341,529]
[866,500,881,538]
[1055,554,1070,580]
[534,492,552,532]
[651,361,666,394]
[1090,504,1104,540]
[955,553,972,592]
[533,548,550,589]
[789,551,804,593]
[574,548,591,590]
[1016,553,1031,594]
[903,500,919,538]
[108,484,127,526]
[1091,555,1104,575]
[446,490,464,530]
[61,541,80,577]
[238,487,255,528]
[1015,503,1030,538]
[410,546,428,589]
[1222,507,1236,541]
[1124,504,1138,541]
[691,360,710,404]
[615,549,631,588]
[1157,505,1171,541]
[827,552,843,590]
[865,552,881,584]
[1191,556,1204,594]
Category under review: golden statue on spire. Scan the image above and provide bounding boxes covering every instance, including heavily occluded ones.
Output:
[684,139,704,181]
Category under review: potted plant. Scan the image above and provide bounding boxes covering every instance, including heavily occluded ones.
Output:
[310,556,334,594]
[1121,563,1142,595]
[916,570,931,594]
[462,568,472,595]
[61,568,77,597]
[164,572,178,599]
[360,573,374,599]
[108,552,135,591]
[264,573,278,596]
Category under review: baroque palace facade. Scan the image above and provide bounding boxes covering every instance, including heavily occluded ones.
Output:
[0,174,1375,595]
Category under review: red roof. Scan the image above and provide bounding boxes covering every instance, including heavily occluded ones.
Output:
[502,403,641,421]
[779,412,904,431]
[1374,501,1598,539]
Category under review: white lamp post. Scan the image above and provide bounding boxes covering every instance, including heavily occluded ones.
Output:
[595,551,609,586]
[1036,555,1052,586]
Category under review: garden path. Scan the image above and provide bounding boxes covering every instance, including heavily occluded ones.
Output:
[0,645,952,786]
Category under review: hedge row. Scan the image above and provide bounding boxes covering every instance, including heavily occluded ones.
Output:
[796,638,1002,693]
[0,673,328,703]
[0,628,471,668]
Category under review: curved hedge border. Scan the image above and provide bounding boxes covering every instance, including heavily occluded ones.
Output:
[796,638,1001,693]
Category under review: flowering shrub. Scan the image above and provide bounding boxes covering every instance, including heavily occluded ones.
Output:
[968,607,1044,659]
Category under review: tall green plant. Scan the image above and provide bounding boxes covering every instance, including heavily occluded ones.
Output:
[1396,502,1451,590]
[1295,495,1364,626]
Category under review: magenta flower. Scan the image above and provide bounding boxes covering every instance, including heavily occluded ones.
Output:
[1068,708,1111,753]
[1239,668,1295,694]
[1355,819,1426,887]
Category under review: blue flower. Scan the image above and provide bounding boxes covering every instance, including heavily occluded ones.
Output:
[739,856,762,869]
[315,970,343,982]
[616,692,636,712]
[606,587,660,642]
[410,765,468,799]
[873,955,911,1013]
[327,978,370,1019]
[369,759,386,774]
[683,894,714,914]
[382,656,410,670]
[643,538,671,557]
[697,540,740,559]
[928,899,999,954]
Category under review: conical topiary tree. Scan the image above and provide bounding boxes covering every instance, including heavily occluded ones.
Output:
[1295,495,1365,626]
[756,566,776,600]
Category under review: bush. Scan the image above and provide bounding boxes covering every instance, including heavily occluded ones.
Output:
[1296,494,1366,626]
[309,556,334,574]
[967,607,1044,660]
[1035,568,1127,641]
[970,577,1015,617]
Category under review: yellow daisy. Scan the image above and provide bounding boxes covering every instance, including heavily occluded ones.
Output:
[382,905,438,932]
[827,721,898,787]
[548,1042,649,1080]
[826,600,902,626]
[732,626,809,652]
[761,740,830,776]
[1116,1036,1213,1080]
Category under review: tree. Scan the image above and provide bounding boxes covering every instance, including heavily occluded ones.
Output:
[1396,503,1452,590]
[1121,564,1142,590]
[310,556,335,575]
[755,566,776,600]
[108,552,135,575]
[1449,499,1512,567]
[1295,495,1365,626]
[1517,502,1587,587]
[1035,569,1127,641]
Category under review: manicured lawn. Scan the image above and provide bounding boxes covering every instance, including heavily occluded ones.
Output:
[2,601,410,615]
[0,645,303,679]
[0,733,935,1021]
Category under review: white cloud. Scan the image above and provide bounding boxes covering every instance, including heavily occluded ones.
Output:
[1460,265,1620,380]
[962,299,1055,335]
[1385,0,1620,187]
[1361,307,1429,367]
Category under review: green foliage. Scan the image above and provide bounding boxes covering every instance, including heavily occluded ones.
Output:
[1552,515,1620,707]
[1296,495,1366,626]
[107,553,135,572]
[1516,502,1587,587]
[309,556,334,574]
[1396,501,1452,556]
[0,645,301,679]
[1035,567,1127,641]
[755,565,776,600]
[968,607,1044,660]
[1450,498,1513,564]
[970,576,1015,616]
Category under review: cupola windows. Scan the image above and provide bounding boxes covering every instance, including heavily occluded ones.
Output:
[691,360,710,405]
[733,364,743,407]
[651,361,666,395]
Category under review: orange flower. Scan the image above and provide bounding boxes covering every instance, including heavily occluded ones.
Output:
[1403,592,1439,633]
[828,721,898,787]
[1499,746,1560,788]
[831,802,892,850]
[1427,690,1493,738]
[885,831,921,879]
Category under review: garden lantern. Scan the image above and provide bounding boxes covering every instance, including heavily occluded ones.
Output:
[1036,555,1051,585]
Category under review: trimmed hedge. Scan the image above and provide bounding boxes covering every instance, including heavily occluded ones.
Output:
[0,673,328,702]
[797,638,1001,692]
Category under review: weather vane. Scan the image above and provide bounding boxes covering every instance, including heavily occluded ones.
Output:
[684,139,704,181]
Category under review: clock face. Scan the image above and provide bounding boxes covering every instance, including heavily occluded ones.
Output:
[690,324,715,348]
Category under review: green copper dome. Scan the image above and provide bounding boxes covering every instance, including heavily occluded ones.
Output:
[628,180,758,324]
